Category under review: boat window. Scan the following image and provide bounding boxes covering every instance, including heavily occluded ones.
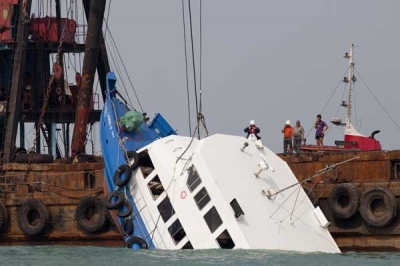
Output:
[216,230,235,249]
[203,206,222,233]
[138,149,155,178]
[194,187,210,210]
[181,241,193,249]
[168,219,186,244]
[230,199,245,219]
[148,175,164,199]
[157,197,175,222]
[187,165,201,192]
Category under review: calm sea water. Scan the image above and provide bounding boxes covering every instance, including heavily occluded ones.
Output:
[0,246,399,266]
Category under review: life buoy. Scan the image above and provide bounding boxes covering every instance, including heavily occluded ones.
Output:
[359,187,397,228]
[126,236,148,249]
[17,199,50,236]
[302,186,318,207]
[328,183,359,219]
[116,200,133,218]
[104,190,125,210]
[76,196,108,233]
[126,151,140,171]
[121,218,134,236]
[114,164,133,187]
[0,201,8,234]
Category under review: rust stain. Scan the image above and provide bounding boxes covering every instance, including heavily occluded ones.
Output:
[0,160,123,246]
[282,150,400,252]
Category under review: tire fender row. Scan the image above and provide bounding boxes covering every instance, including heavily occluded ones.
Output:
[1,197,110,236]
[328,184,398,228]
[104,150,148,249]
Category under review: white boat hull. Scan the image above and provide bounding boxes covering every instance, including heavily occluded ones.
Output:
[124,134,340,252]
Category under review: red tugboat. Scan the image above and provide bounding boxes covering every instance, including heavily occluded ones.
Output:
[0,0,122,246]
[282,44,400,251]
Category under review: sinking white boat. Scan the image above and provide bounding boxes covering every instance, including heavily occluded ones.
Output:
[100,72,340,252]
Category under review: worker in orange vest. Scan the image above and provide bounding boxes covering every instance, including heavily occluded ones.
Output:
[281,120,293,155]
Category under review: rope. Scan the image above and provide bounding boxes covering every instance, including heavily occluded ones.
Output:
[103,20,143,112]
[187,0,200,139]
[354,82,358,129]
[102,28,129,101]
[198,113,209,137]
[199,0,203,114]
[107,93,129,160]
[181,0,192,136]
[304,66,350,140]
[267,156,359,200]
[354,67,400,130]
[269,182,302,219]
[290,179,338,225]
[290,185,301,220]
[176,123,199,163]
[103,0,112,40]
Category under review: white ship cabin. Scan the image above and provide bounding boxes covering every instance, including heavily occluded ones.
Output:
[127,134,340,252]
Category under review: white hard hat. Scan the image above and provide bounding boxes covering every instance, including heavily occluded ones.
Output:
[286,120,290,125]
[250,120,255,125]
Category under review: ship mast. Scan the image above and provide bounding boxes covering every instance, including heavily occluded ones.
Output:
[343,43,355,129]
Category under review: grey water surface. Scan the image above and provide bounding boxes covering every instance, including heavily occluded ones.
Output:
[1,246,400,266]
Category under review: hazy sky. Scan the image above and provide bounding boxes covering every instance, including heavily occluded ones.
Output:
[30,0,400,154]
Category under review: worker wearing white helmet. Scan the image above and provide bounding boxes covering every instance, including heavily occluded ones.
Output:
[281,120,293,155]
[244,120,261,140]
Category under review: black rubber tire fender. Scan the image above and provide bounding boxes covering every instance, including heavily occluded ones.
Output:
[104,190,125,210]
[0,201,8,234]
[15,153,54,164]
[328,183,359,219]
[114,164,133,187]
[302,186,319,207]
[17,199,50,236]
[76,196,108,233]
[121,218,134,236]
[126,236,148,249]
[359,187,398,228]
[126,151,140,171]
[116,200,133,218]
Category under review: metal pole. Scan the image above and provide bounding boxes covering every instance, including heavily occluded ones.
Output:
[82,0,110,103]
[71,0,106,156]
[266,156,360,199]
[19,122,25,148]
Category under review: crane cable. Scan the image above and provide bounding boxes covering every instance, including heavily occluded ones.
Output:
[354,67,400,130]
[187,0,200,139]
[181,0,192,136]
[304,66,350,141]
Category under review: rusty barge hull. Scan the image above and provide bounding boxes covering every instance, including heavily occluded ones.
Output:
[0,161,123,246]
[282,150,400,252]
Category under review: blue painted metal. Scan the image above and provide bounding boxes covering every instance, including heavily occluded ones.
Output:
[100,71,176,249]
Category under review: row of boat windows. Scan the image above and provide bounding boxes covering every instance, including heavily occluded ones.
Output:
[139,150,236,248]
[138,150,189,246]
[185,165,235,248]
